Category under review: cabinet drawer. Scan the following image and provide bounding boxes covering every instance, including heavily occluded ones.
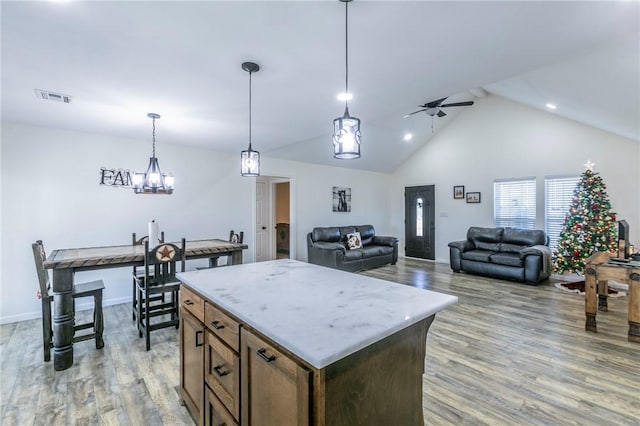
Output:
[205,385,238,426]
[205,302,240,352]
[205,331,240,420]
[181,286,204,322]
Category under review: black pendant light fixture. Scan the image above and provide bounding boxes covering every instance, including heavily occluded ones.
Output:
[333,0,361,159]
[132,113,174,194]
[241,61,260,177]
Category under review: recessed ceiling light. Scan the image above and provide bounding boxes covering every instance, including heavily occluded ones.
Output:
[337,92,353,101]
[403,133,413,141]
[545,103,557,110]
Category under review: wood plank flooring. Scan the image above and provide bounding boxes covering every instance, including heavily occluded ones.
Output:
[362,259,640,426]
[1,258,638,425]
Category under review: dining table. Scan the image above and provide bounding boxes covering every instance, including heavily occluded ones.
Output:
[43,238,248,371]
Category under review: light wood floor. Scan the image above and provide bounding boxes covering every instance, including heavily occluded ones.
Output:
[1,258,638,425]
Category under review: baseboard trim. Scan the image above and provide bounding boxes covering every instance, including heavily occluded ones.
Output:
[0,296,131,325]
[398,254,449,265]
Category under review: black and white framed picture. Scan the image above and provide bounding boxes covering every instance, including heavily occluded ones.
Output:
[333,187,351,212]
[466,192,481,203]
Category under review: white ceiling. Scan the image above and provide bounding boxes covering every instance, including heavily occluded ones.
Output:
[2,1,638,173]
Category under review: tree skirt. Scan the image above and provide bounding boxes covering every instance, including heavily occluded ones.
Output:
[554,281,627,297]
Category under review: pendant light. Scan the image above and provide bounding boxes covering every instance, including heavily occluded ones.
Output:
[333,0,361,159]
[132,113,174,194]
[241,62,260,177]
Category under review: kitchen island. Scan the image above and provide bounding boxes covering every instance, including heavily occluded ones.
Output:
[177,259,457,425]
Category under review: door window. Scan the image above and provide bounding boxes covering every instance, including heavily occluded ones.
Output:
[416,198,423,237]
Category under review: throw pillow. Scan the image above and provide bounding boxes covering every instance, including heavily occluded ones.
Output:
[346,232,362,250]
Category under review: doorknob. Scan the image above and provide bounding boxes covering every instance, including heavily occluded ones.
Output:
[262,226,267,230]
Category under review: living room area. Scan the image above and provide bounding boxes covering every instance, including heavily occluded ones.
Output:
[1,1,639,425]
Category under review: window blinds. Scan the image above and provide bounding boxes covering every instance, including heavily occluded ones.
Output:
[545,176,580,252]
[494,178,536,229]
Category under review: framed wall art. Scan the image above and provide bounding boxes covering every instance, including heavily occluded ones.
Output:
[466,192,481,204]
[453,185,465,199]
[333,187,351,212]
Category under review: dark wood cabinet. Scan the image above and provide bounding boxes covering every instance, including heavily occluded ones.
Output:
[180,283,434,426]
[240,328,310,426]
[205,385,239,426]
[205,329,240,420]
[180,308,204,425]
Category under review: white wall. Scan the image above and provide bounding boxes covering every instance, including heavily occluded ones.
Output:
[0,122,391,324]
[391,95,640,263]
[4,95,637,323]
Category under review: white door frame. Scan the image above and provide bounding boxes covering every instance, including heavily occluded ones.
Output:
[252,174,296,262]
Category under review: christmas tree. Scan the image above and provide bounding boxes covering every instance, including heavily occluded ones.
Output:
[553,161,618,274]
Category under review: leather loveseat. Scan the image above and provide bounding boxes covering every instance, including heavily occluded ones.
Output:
[307,225,399,272]
[448,226,551,285]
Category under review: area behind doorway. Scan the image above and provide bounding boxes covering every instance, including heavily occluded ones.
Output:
[275,182,290,259]
[405,185,435,260]
[255,176,293,262]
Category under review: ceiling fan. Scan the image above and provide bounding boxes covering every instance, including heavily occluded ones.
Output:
[403,97,474,118]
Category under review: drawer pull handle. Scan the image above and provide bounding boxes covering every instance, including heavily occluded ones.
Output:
[184,300,194,306]
[213,365,229,377]
[195,330,203,347]
[257,348,275,363]
[210,320,225,330]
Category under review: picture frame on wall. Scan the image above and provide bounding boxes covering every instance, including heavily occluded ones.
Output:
[333,187,351,212]
[466,192,481,203]
[453,185,465,199]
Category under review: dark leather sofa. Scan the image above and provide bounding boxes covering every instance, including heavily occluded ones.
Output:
[448,226,551,285]
[307,225,399,272]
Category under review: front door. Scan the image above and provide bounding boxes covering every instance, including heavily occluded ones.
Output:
[405,185,435,260]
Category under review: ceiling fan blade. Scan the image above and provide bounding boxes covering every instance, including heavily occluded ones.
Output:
[403,109,427,118]
[437,110,447,117]
[419,97,448,109]
[440,101,474,108]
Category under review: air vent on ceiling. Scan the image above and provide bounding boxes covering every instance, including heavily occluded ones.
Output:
[35,89,72,103]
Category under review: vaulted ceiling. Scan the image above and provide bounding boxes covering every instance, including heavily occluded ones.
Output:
[2,1,638,173]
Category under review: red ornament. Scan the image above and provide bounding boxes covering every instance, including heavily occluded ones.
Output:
[573,250,580,257]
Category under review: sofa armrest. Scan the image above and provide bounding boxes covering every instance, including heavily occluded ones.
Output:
[307,232,347,269]
[372,235,399,264]
[520,245,551,283]
[313,241,346,253]
[448,240,473,273]
[372,236,399,247]
[448,240,473,252]
[519,245,550,258]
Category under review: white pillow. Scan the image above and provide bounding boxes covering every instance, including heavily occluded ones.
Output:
[346,232,362,250]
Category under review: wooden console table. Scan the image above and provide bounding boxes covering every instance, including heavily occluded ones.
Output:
[44,239,247,371]
[584,251,640,342]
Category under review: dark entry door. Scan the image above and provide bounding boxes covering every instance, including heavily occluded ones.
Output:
[405,185,435,260]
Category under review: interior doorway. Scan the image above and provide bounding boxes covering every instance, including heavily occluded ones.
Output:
[274,182,290,259]
[255,176,293,262]
[405,185,435,260]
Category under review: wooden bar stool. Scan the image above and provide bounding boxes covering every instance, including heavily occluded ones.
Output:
[134,238,186,350]
[32,240,105,362]
[197,230,244,269]
[131,231,165,322]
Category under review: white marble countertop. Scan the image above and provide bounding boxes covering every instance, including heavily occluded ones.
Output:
[177,259,457,369]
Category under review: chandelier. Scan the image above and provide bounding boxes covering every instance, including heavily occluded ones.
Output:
[132,113,174,194]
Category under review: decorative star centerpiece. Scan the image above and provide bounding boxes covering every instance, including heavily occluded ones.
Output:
[584,160,595,171]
